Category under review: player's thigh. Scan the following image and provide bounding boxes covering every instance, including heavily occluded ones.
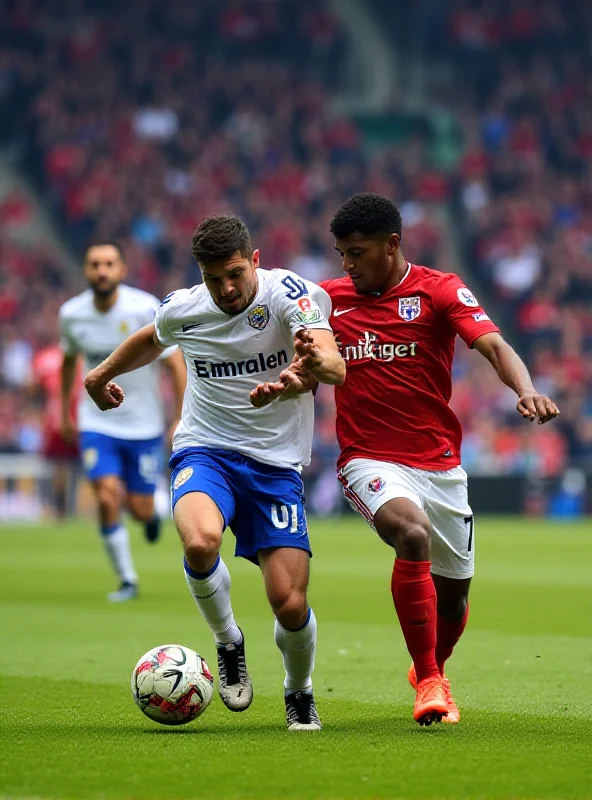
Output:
[171,451,236,553]
[234,459,309,564]
[339,458,430,546]
[258,546,310,613]
[122,436,163,496]
[424,467,475,579]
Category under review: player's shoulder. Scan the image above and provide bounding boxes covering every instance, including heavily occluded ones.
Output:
[318,276,354,299]
[58,289,93,319]
[411,264,463,289]
[260,267,324,299]
[157,284,209,317]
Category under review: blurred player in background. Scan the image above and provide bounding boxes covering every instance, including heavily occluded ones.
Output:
[322,193,560,725]
[84,216,345,730]
[30,335,81,518]
[59,242,186,603]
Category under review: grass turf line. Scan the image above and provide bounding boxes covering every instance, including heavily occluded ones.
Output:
[1,517,591,799]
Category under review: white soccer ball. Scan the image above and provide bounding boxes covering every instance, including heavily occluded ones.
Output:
[131,644,214,725]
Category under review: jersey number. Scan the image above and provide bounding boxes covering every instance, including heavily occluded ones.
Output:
[464,515,474,552]
[281,276,307,300]
[271,503,299,532]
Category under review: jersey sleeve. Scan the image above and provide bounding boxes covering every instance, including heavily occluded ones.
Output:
[274,272,333,336]
[153,291,178,347]
[58,307,79,356]
[148,293,177,358]
[436,273,500,348]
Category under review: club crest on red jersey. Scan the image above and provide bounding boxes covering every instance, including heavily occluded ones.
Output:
[367,476,385,493]
[398,296,421,321]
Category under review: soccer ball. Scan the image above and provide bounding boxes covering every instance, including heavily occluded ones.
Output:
[131,644,214,725]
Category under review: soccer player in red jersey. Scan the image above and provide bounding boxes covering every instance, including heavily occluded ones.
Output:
[251,192,560,726]
[321,193,560,725]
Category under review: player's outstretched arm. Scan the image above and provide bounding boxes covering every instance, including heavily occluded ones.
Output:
[294,328,345,386]
[473,332,560,424]
[84,323,164,411]
[161,348,186,440]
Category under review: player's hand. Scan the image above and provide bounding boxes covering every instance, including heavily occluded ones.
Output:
[85,371,125,411]
[60,417,77,443]
[517,392,560,425]
[294,329,323,373]
[249,369,308,408]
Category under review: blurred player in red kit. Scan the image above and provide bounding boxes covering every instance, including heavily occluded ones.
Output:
[31,341,81,517]
[317,193,560,725]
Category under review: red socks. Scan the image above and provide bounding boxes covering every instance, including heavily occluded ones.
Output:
[391,559,439,683]
[436,605,469,675]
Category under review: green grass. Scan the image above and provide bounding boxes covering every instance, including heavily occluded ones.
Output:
[1,516,591,800]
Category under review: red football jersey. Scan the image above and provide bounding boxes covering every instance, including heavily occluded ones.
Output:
[320,264,500,471]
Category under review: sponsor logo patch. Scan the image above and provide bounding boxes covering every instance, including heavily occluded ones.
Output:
[247,304,270,330]
[398,296,421,321]
[291,308,323,325]
[472,313,490,322]
[173,467,194,490]
[367,476,385,493]
[457,287,479,307]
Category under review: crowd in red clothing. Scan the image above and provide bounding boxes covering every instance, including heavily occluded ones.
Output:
[0,0,589,484]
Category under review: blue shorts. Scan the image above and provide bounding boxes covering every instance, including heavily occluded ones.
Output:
[80,432,163,495]
[170,448,310,564]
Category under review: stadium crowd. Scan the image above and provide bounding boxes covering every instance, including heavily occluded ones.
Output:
[0,0,590,503]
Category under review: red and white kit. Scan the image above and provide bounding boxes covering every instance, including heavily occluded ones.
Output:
[320,264,500,578]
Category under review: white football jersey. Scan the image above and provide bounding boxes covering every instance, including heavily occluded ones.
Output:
[155,268,332,469]
[59,284,175,440]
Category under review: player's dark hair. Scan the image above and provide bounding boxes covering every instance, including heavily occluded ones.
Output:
[83,239,125,263]
[330,193,403,240]
[191,215,253,266]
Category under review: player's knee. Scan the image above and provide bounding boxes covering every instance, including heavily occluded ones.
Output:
[183,530,221,572]
[270,589,308,631]
[385,518,431,560]
[437,594,468,622]
[95,484,120,522]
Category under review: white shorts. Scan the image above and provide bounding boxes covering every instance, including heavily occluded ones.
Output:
[338,459,474,579]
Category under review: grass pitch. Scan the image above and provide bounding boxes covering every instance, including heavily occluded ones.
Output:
[1,516,591,800]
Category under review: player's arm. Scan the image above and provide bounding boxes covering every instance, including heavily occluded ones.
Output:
[84,323,163,411]
[60,353,79,441]
[160,348,186,437]
[473,332,560,424]
[293,328,345,385]
[249,357,319,408]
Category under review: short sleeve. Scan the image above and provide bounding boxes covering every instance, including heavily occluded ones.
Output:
[274,272,333,336]
[154,292,177,347]
[58,308,79,356]
[147,293,177,358]
[436,273,500,348]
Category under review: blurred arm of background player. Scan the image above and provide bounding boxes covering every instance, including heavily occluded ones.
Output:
[159,348,186,444]
[250,328,344,408]
[60,353,79,442]
[474,332,560,424]
[84,323,165,411]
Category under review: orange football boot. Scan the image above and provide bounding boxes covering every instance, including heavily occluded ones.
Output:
[413,676,448,726]
[408,663,460,724]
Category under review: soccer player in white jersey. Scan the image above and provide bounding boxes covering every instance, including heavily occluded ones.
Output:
[84,216,345,730]
[59,242,186,603]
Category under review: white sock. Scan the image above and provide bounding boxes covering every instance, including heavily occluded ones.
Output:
[184,556,241,645]
[274,607,317,694]
[101,524,137,585]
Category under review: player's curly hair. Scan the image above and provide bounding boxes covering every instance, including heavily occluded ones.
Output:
[330,193,402,240]
[192,215,253,266]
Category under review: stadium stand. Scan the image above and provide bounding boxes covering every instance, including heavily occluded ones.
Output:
[0,0,590,514]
